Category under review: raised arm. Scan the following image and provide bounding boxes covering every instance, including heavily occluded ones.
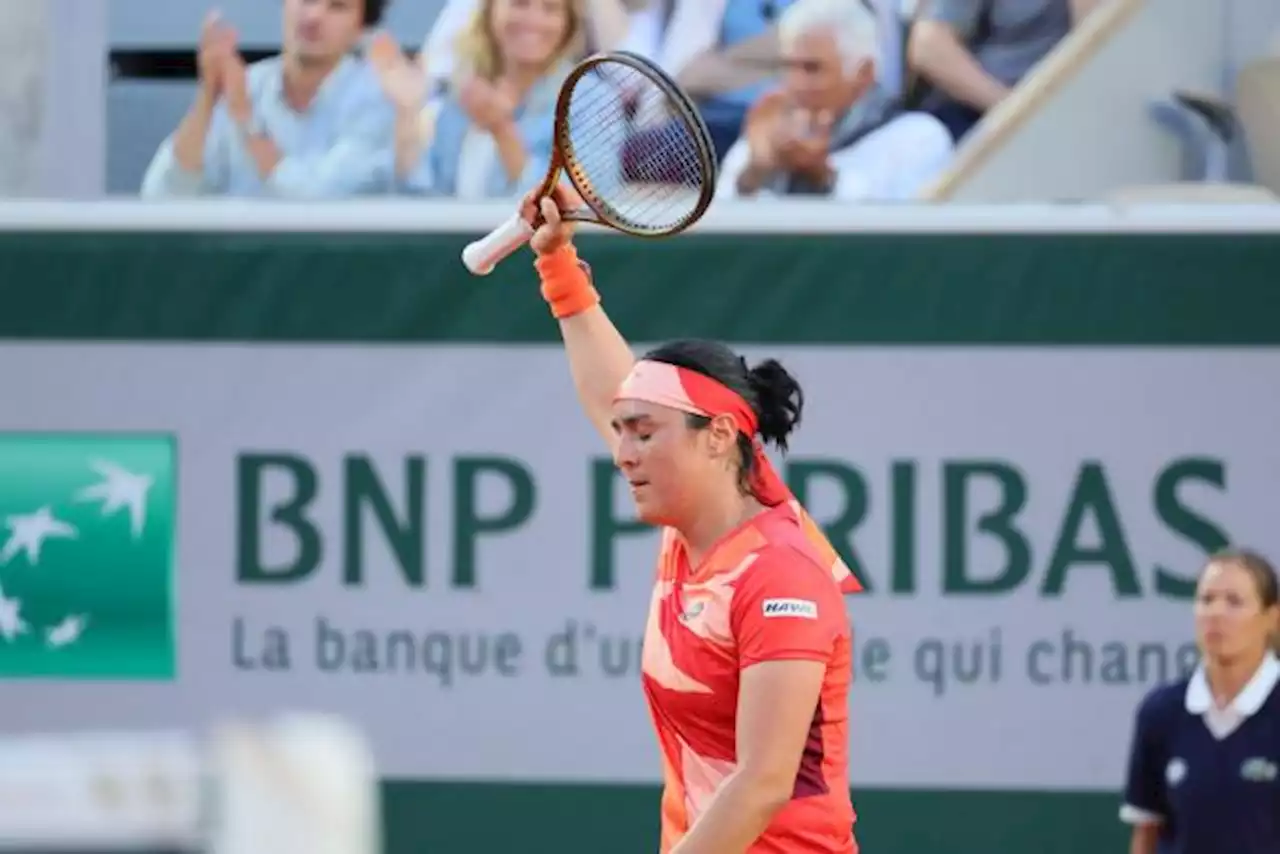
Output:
[368,33,436,190]
[907,0,1010,113]
[524,186,635,455]
[141,12,234,197]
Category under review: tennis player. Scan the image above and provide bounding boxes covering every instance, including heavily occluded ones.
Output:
[521,185,863,854]
[1121,549,1280,854]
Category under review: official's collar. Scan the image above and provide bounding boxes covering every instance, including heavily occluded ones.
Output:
[1186,651,1279,716]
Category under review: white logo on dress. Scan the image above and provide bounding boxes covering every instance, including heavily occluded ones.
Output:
[761,598,818,619]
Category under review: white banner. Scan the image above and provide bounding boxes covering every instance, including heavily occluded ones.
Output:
[1,344,1277,790]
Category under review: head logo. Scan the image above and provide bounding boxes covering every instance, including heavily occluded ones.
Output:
[0,434,176,679]
[761,598,818,620]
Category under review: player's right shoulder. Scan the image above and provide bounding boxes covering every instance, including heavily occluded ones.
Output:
[736,541,848,615]
[744,532,841,590]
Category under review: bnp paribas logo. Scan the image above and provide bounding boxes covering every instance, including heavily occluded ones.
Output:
[0,434,176,680]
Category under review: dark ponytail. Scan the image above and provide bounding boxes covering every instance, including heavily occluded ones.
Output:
[746,358,804,452]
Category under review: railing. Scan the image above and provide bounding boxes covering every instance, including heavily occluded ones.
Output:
[1,199,1279,234]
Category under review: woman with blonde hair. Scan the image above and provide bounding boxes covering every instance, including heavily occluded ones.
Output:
[418,0,649,90]
[1121,548,1280,854]
[370,0,585,197]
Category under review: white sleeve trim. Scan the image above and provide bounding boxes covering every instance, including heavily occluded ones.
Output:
[1119,804,1164,826]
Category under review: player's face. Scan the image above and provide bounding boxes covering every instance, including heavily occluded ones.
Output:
[284,0,365,66]
[1194,561,1278,662]
[491,0,571,72]
[611,400,721,527]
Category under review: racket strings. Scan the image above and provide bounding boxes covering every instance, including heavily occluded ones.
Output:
[563,62,711,234]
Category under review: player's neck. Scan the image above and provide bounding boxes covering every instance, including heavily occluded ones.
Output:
[679,495,764,568]
[1205,648,1267,708]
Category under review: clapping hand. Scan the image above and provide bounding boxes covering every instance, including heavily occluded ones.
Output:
[196,10,238,99]
[459,77,517,134]
[368,32,428,113]
[774,108,834,181]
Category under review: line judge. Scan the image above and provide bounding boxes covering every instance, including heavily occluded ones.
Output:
[1121,549,1280,854]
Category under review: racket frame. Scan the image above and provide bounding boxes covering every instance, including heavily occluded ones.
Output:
[545,50,719,237]
[461,50,718,276]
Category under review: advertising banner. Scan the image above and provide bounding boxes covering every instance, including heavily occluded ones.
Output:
[2,343,1276,790]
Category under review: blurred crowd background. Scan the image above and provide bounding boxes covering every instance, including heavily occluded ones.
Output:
[0,0,1277,205]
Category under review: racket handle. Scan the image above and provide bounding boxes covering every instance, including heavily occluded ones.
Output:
[461,213,536,276]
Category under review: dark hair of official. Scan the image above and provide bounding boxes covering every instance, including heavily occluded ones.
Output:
[643,339,804,494]
[1206,548,1280,655]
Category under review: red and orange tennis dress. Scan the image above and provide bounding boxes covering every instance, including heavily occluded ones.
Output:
[616,359,864,854]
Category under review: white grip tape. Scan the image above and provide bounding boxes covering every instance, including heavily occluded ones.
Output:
[461,213,536,276]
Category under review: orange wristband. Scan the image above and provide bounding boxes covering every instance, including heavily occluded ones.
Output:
[535,244,601,320]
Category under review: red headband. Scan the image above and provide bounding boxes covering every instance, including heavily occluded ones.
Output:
[614,360,863,594]
[614,359,783,504]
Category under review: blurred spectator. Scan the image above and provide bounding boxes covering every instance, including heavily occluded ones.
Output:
[420,0,642,93]
[906,0,1086,142]
[374,0,584,197]
[616,0,676,60]
[140,0,394,198]
[656,0,799,160]
[717,0,951,200]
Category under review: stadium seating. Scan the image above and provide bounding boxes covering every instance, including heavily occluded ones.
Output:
[919,0,1230,203]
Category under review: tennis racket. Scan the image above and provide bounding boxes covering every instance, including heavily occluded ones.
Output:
[461,50,718,276]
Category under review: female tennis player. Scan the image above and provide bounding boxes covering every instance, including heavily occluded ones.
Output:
[521,184,863,854]
[1121,549,1279,854]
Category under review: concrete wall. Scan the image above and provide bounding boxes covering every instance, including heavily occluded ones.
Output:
[0,0,46,196]
[0,0,104,198]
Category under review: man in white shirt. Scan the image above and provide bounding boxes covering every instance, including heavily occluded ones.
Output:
[716,0,952,202]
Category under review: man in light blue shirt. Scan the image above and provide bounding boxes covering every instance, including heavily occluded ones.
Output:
[142,0,395,199]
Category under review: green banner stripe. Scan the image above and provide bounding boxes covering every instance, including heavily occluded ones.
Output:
[383,781,1123,854]
[2,232,1277,343]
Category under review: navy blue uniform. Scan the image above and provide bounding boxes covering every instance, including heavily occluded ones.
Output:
[1121,654,1280,854]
